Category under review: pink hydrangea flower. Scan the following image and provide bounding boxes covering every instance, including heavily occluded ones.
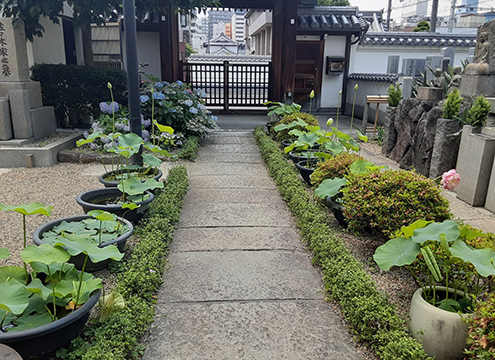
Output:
[441,169,461,190]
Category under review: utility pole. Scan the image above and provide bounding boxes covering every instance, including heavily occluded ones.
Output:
[387,0,392,30]
[448,0,457,32]
[430,0,439,33]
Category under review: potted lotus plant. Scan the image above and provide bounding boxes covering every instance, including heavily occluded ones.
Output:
[373,218,495,360]
[0,202,124,359]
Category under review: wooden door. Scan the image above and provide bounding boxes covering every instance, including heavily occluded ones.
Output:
[294,41,324,104]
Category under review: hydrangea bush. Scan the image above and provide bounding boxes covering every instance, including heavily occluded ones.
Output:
[140,79,218,138]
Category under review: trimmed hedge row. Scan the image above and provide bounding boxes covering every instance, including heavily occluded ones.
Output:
[253,127,432,360]
[57,166,189,360]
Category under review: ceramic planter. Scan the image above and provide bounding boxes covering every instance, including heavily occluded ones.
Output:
[409,286,471,360]
[76,188,154,223]
[33,215,134,271]
[0,290,100,360]
[98,168,163,188]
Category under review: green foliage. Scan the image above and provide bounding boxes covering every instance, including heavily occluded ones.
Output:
[467,95,491,127]
[442,88,463,119]
[273,112,318,141]
[310,153,364,187]
[177,136,200,160]
[264,101,301,119]
[58,166,189,359]
[253,127,430,359]
[387,84,402,107]
[464,294,495,359]
[413,20,430,32]
[185,43,197,57]
[31,64,127,127]
[342,169,452,238]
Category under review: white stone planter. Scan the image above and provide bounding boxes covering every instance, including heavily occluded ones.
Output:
[409,287,470,360]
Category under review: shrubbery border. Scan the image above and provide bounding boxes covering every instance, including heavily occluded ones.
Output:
[253,127,432,360]
[57,166,189,360]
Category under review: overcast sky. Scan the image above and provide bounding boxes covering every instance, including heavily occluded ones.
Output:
[350,0,390,12]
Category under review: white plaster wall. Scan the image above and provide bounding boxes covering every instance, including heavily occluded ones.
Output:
[345,80,391,123]
[29,16,66,67]
[350,45,471,74]
[122,31,161,79]
[320,36,346,108]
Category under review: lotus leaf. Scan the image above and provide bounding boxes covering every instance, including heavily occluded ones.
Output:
[10,312,53,332]
[411,220,460,244]
[0,202,52,217]
[0,281,30,314]
[450,240,495,277]
[0,266,26,283]
[315,178,347,199]
[373,236,421,271]
[21,244,70,266]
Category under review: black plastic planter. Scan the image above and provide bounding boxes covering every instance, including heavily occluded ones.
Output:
[76,188,154,223]
[99,168,163,188]
[295,160,318,185]
[324,197,348,228]
[0,290,100,360]
[33,215,133,271]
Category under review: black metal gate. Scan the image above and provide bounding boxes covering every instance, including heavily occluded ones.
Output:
[181,60,271,110]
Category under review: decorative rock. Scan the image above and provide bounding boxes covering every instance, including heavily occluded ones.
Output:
[416,87,444,101]
[80,152,100,163]
[429,118,462,179]
[58,150,81,163]
[382,106,397,156]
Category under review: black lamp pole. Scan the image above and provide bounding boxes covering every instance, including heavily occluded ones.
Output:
[122,0,142,164]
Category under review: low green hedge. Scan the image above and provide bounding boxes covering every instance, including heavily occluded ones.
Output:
[253,127,431,360]
[57,166,189,360]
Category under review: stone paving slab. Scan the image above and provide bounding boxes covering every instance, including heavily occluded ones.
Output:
[180,162,268,176]
[200,144,261,153]
[182,188,284,204]
[172,227,304,252]
[178,203,293,227]
[158,250,324,303]
[143,300,358,360]
[188,174,276,190]
[196,152,262,163]
[205,134,256,145]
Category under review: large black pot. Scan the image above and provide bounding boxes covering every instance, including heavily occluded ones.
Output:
[324,197,348,228]
[33,215,133,271]
[295,160,318,185]
[0,290,100,360]
[76,188,154,223]
[98,167,163,188]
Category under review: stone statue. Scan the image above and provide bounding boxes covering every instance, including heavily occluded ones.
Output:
[465,20,495,75]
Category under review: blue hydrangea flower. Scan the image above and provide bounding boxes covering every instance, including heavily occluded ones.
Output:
[198,104,206,110]
[99,102,119,114]
[176,80,183,86]
[123,125,130,132]
[142,129,150,139]
[115,122,125,130]
[140,95,150,103]
[211,115,218,121]
[153,92,165,100]
[155,82,165,89]
[141,119,151,127]
[169,108,177,113]
[184,100,193,106]
[189,107,198,114]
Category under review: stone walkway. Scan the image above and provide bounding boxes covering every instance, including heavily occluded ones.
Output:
[142,132,360,359]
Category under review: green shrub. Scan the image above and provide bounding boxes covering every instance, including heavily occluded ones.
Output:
[177,136,201,160]
[467,95,491,127]
[310,153,364,187]
[274,112,319,140]
[31,64,127,127]
[442,88,462,119]
[387,83,402,107]
[253,127,430,359]
[464,294,495,359]
[342,169,452,238]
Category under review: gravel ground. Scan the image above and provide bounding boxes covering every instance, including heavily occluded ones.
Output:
[0,163,102,266]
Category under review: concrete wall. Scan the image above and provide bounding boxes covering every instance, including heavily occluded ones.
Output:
[344,80,391,124]
[320,36,346,108]
[122,31,161,80]
[28,16,66,67]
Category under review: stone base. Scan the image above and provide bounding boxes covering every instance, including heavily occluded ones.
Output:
[456,125,495,206]
[416,87,444,101]
[0,97,12,140]
[429,118,462,179]
[31,106,56,141]
[0,81,42,107]
[459,75,495,99]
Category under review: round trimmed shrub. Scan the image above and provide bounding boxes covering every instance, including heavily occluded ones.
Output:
[274,112,319,141]
[342,169,452,238]
[310,153,364,187]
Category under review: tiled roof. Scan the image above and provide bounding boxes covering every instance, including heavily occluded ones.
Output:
[348,73,399,83]
[297,7,368,33]
[188,54,271,62]
[361,31,476,47]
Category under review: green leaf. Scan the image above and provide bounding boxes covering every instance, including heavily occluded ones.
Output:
[460,226,485,241]
[349,159,375,175]
[356,130,368,142]
[0,281,30,314]
[10,312,53,332]
[118,177,164,196]
[315,178,347,199]
[0,266,27,283]
[153,122,174,134]
[399,220,433,238]
[437,298,462,312]
[0,202,52,217]
[51,220,87,234]
[324,141,344,155]
[122,202,139,210]
[450,240,495,277]
[26,278,54,301]
[47,235,124,263]
[297,132,319,147]
[373,237,421,270]
[76,131,102,146]
[411,220,460,244]
[21,244,70,265]
[87,210,116,222]
[142,153,162,168]
[73,279,102,305]
[0,248,9,260]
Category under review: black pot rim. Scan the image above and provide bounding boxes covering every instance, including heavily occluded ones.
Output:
[295,159,319,171]
[32,215,134,248]
[76,188,154,211]
[0,290,100,341]
[98,168,163,187]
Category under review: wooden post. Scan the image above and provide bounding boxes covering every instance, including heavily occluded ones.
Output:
[224,61,230,111]
[159,0,180,82]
